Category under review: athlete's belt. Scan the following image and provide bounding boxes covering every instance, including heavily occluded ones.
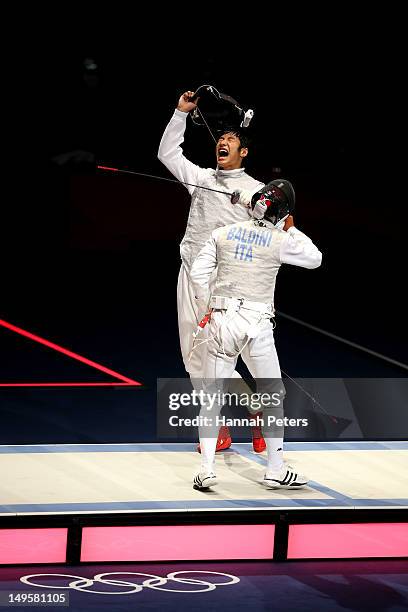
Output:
[210,295,273,315]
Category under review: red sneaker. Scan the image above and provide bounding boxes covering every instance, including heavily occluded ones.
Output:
[197,426,232,453]
[252,424,266,453]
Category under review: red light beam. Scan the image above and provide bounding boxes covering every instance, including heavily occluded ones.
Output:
[0,382,136,388]
[0,319,141,386]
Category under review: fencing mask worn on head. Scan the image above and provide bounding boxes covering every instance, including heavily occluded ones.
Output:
[251,179,295,226]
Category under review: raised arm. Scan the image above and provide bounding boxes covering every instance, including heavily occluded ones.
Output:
[279,220,322,269]
[158,91,205,195]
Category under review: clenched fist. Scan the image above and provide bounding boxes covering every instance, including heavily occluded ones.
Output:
[177,91,199,113]
[283,215,294,231]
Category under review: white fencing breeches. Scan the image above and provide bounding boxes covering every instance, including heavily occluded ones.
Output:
[199,308,285,472]
[177,263,212,379]
[177,265,245,378]
[203,308,282,379]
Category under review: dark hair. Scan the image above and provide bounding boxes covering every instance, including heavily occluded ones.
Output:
[217,126,251,150]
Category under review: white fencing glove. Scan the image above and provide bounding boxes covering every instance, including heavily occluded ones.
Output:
[231,189,268,220]
[251,198,268,220]
[231,188,253,208]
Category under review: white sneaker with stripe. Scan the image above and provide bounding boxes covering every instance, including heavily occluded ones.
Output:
[193,471,218,490]
[262,465,308,489]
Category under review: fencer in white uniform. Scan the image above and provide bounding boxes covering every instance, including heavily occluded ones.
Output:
[189,180,322,490]
[158,91,263,379]
[158,90,265,452]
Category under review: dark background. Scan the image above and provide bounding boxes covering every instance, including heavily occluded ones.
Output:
[1,16,406,442]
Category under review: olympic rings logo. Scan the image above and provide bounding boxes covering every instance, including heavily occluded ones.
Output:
[20,571,240,595]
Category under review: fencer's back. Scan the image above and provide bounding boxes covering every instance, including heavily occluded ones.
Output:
[212,219,285,307]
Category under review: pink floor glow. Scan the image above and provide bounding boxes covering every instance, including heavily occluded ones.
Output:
[81,524,275,562]
[0,529,68,564]
[288,523,408,559]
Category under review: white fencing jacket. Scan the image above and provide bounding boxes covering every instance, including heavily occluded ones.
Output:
[158,109,263,271]
[190,219,322,313]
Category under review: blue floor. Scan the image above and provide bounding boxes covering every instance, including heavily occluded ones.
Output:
[0,560,407,611]
[1,442,407,513]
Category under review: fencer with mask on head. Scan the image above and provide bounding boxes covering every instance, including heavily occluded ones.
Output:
[189,180,322,490]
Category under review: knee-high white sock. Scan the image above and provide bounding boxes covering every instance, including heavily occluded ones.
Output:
[265,437,284,474]
[200,436,218,472]
[198,389,222,473]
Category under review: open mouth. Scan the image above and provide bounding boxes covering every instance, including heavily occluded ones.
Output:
[218,148,229,158]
